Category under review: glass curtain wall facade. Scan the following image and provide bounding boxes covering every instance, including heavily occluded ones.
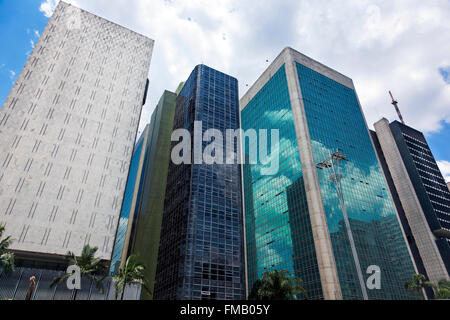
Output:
[154,65,245,300]
[240,47,418,300]
[296,63,417,300]
[241,66,322,299]
[109,125,149,275]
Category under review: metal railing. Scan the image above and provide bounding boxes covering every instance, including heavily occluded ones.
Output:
[0,267,141,300]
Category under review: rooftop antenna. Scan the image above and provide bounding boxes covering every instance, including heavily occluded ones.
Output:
[389,91,405,124]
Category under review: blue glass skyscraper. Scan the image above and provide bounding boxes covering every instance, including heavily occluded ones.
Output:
[109,125,149,275]
[240,47,419,300]
[154,65,245,300]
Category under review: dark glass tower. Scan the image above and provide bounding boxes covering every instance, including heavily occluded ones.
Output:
[153,65,245,300]
[373,120,450,287]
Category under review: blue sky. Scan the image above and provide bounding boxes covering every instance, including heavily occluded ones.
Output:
[0,0,449,181]
[427,122,450,160]
[0,0,47,104]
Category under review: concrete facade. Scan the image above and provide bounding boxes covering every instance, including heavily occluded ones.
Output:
[284,50,342,300]
[0,1,154,260]
[374,119,449,283]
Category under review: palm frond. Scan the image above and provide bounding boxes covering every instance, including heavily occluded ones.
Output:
[0,226,15,276]
[0,253,15,276]
[50,273,71,288]
[112,255,149,299]
[50,244,107,295]
[437,279,450,289]
[0,236,13,252]
[112,277,124,300]
[255,269,306,300]
[90,275,105,294]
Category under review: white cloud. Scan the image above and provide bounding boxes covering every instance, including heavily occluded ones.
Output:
[28,29,40,51]
[39,0,59,18]
[437,160,450,182]
[9,70,16,80]
[38,1,450,144]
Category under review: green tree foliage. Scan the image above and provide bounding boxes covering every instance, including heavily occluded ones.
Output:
[430,279,450,300]
[404,274,432,299]
[112,254,150,300]
[249,270,307,300]
[50,244,107,300]
[0,226,15,276]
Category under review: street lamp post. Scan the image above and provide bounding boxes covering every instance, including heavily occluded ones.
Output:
[317,151,369,300]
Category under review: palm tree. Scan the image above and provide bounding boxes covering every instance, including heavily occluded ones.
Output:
[429,279,450,300]
[112,254,150,300]
[248,279,263,300]
[0,226,15,276]
[50,245,107,300]
[251,270,307,300]
[404,274,432,299]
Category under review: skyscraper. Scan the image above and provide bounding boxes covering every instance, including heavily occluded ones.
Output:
[127,90,177,299]
[372,119,450,287]
[240,47,418,300]
[109,124,151,276]
[153,65,245,300]
[0,0,153,284]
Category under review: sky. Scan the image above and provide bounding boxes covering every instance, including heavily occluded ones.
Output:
[0,0,449,181]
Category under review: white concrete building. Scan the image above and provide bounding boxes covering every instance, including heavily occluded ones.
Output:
[0,1,154,261]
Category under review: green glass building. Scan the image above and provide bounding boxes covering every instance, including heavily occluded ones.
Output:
[109,90,177,299]
[240,47,420,300]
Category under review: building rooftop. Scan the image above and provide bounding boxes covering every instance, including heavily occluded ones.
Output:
[239,47,354,111]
